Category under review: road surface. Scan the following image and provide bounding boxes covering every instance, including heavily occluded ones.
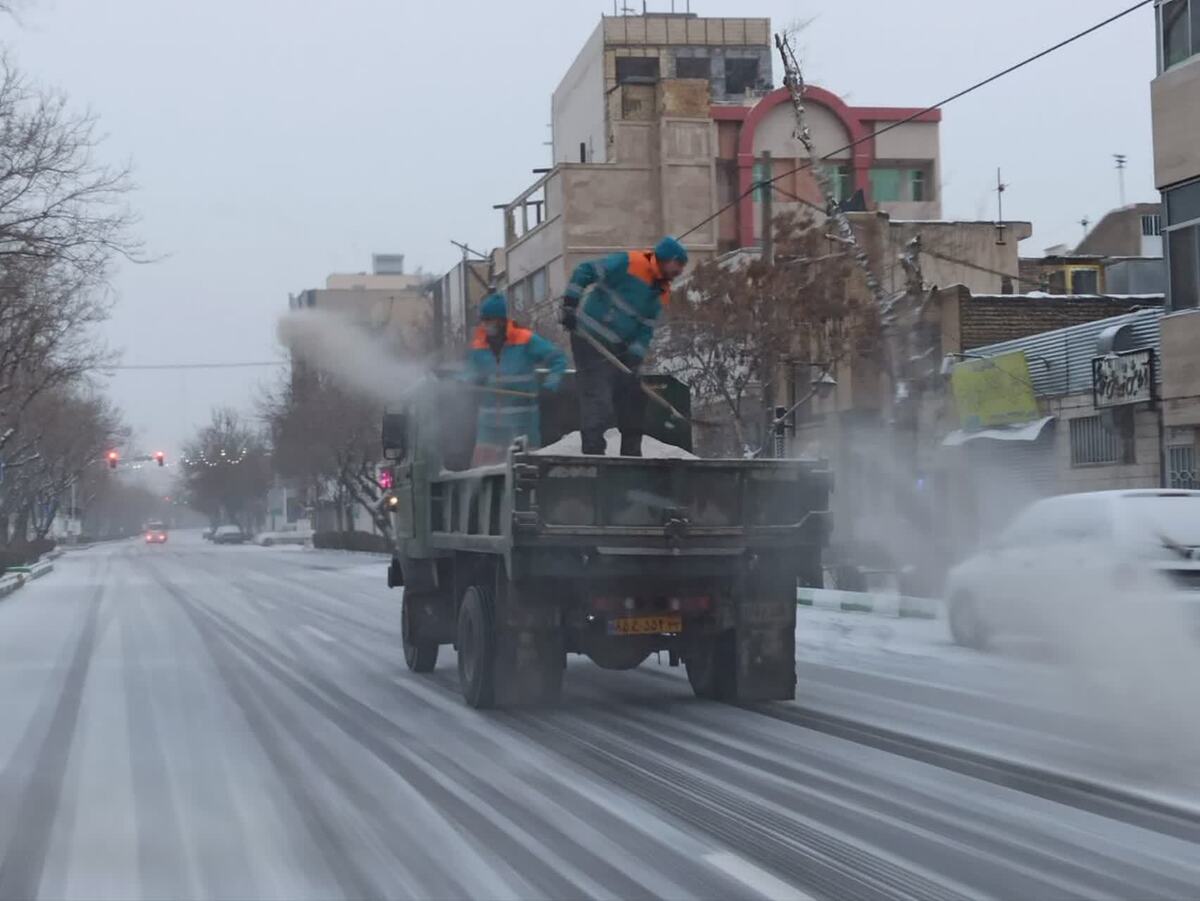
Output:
[1,533,1198,900]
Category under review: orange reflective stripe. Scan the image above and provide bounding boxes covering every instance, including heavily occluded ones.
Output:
[626,251,670,304]
[471,323,534,348]
[507,323,533,345]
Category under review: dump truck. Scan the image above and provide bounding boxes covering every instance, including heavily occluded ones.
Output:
[382,372,831,708]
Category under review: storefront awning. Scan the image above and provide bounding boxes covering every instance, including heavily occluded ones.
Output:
[942,416,1056,447]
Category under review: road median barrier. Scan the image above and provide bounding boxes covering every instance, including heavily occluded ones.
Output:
[797,587,941,619]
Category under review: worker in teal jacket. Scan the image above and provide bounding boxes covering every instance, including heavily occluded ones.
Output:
[465,293,566,466]
[560,236,689,456]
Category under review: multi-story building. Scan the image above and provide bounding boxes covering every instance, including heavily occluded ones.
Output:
[1015,203,1166,297]
[504,11,941,323]
[1152,0,1200,486]
[288,255,430,352]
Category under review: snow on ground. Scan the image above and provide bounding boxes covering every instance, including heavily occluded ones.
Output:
[536,429,696,459]
[795,605,1200,810]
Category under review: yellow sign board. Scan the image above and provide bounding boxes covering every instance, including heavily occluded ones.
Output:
[951,351,1040,431]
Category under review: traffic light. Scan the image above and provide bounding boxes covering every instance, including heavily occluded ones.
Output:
[378,466,393,490]
[106,450,119,470]
[154,451,165,467]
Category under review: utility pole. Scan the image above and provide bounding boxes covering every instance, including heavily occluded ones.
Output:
[995,168,1008,245]
[1114,154,1128,207]
[760,150,774,265]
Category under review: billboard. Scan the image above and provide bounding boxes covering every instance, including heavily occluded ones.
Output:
[1092,349,1154,408]
[951,351,1040,431]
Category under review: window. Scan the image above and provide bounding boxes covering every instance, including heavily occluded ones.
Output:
[1070,415,1122,466]
[870,168,902,203]
[911,169,927,203]
[1142,214,1162,237]
[1165,180,1200,310]
[1169,445,1199,490]
[1167,179,1200,225]
[616,56,659,84]
[1160,0,1199,70]
[724,57,760,95]
[1070,268,1100,294]
[831,165,852,202]
[510,278,531,314]
[1169,226,1200,309]
[530,268,548,306]
[675,56,710,80]
[753,158,770,202]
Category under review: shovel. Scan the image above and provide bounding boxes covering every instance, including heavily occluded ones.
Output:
[575,330,714,428]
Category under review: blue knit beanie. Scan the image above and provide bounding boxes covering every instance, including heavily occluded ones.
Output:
[479,293,508,320]
[654,236,689,264]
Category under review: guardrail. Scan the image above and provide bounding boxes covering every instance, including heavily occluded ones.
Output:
[797,587,941,619]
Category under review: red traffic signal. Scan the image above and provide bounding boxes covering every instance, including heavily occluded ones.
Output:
[106,451,119,470]
[378,467,394,490]
[154,451,165,467]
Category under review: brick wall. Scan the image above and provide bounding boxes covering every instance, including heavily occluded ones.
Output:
[957,291,1162,350]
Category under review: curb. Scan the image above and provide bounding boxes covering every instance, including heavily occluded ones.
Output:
[797,587,941,619]
[0,574,23,598]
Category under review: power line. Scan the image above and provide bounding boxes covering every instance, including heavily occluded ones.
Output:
[103,361,289,371]
[678,0,1154,241]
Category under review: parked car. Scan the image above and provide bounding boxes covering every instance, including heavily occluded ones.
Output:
[202,527,214,541]
[145,521,168,544]
[212,525,247,545]
[945,490,1200,649]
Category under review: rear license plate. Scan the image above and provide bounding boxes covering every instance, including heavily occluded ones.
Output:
[607,615,682,636]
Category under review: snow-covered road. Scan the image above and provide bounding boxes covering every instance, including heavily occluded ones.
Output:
[0,534,1198,899]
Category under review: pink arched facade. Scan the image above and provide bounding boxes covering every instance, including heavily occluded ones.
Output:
[711,87,941,249]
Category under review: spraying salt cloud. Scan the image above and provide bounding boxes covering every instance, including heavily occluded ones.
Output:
[276,309,431,406]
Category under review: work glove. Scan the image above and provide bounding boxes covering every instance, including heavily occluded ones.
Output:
[560,306,577,333]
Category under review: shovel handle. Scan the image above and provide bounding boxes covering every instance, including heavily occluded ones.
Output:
[575,330,700,426]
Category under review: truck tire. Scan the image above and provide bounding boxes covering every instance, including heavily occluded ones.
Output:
[457,585,497,708]
[402,596,439,673]
[686,631,735,700]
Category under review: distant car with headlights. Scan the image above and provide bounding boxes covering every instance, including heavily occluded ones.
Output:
[945,490,1200,649]
[212,525,247,545]
[145,521,168,544]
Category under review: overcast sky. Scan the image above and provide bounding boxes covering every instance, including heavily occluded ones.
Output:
[6,0,1158,454]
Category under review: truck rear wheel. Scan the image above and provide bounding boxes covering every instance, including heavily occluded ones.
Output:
[686,631,735,700]
[402,596,439,673]
[457,585,497,708]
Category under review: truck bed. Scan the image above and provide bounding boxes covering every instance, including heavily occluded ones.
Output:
[425,453,831,555]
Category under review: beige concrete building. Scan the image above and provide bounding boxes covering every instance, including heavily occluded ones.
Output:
[504,11,942,325]
[289,256,431,353]
[1152,1,1200,486]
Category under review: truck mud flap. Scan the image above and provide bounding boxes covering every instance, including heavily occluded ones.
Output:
[734,626,796,702]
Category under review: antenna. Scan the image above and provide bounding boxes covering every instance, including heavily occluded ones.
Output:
[994,168,1008,245]
[1113,153,1128,207]
[1080,216,1091,240]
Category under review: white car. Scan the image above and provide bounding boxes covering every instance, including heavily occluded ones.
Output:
[945,490,1200,649]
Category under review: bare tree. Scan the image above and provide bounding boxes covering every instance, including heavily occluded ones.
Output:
[659,212,875,455]
[262,372,391,538]
[178,409,271,531]
[0,386,124,544]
